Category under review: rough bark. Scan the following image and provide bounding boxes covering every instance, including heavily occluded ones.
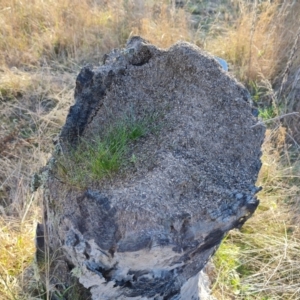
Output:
[37,36,265,299]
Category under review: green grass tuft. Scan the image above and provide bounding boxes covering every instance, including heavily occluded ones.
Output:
[258,106,277,121]
[58,113,159,188]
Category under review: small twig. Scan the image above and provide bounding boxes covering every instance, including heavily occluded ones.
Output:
[251,112,300,128]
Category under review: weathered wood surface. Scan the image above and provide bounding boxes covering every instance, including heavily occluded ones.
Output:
[39,36,265,299]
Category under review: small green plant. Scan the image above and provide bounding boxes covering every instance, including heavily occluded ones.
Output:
[58,113,160,187]
[258,105,277,121]
[248,81,266,103]
[212,236,245,297]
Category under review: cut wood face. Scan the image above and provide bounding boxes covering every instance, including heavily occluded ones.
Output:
[39,36,265,299]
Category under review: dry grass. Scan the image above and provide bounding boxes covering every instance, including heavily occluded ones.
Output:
[0,213,38,299]
[0,70,74,298]
[205,0,300,86]
[0,64,75,299]
[0,0,191,68]
[1,0,121,66]
[0,68,33,100]
[0,0,300,299]
[132,3,192,47]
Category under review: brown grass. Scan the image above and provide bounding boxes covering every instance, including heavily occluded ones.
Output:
[0,0,191,68]
[1,0,120,66]
[132,3,192,47]
[0,66,75,298]
[205,0,300,86]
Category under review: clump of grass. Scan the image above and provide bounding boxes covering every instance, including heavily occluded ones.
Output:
[0,68,33,100]
[258,106,278,122]
[0,215,37,300]
[58,113,159,188]
[212,237,242,297]
[248,79,278,122]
